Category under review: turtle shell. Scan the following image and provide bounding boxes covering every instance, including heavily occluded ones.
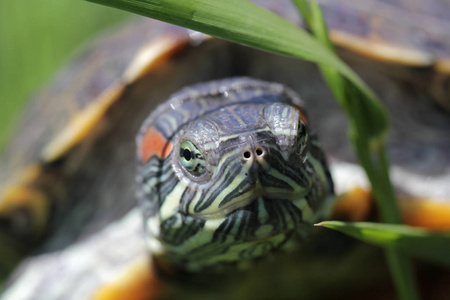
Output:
[1,1,450,299]
[255,0,450,69]
[254,0,450,111]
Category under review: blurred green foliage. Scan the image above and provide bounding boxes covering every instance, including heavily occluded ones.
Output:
[0,0,128,150]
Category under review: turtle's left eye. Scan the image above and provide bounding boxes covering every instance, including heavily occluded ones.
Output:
[179,140,206,176]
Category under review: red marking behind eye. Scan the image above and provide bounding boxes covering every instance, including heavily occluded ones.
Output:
[140,126,172,162]
[293,105,308,125]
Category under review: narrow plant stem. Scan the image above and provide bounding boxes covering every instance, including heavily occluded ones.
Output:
[386,249,420,300]
[293,0,421,299]
[353,137,420,300]
[353,139,401,223]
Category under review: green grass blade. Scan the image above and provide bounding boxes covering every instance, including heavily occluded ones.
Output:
[87,0,388,141]
[385,249,421,300]
[298,0,399,221]
[318,221,450,267]
[296,2,418,299]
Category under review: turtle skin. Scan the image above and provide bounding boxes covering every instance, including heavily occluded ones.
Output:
[0,0,450,299]
[136,78,334,273]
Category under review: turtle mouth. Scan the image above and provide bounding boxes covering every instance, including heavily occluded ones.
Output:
[196,194,307,247]
[189,189,302,220]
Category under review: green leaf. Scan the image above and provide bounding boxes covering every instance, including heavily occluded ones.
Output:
[318,221,450,267]
[306,0,346,110]
[305,0,389,154]
[87,0,388,141]
[296,2,416,299]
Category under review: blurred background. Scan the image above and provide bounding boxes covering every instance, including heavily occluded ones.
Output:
[0,0,129,150]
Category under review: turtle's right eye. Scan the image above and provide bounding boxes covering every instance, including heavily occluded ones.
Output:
[179,140,206,176]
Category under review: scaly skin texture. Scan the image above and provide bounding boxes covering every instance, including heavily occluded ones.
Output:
[137,78,334,273]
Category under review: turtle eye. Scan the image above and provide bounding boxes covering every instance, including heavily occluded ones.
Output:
[179,140,206,176]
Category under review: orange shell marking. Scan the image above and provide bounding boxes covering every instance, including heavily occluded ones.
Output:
[400,198,450,231]
[140,127,172,163]
[90,257,167,300]
[332,187,373,222]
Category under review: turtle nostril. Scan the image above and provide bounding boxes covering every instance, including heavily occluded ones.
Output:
[255,148,264,156]
[243,150,252,159]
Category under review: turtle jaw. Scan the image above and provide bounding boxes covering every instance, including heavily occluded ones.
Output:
[188,188,310,221]
[148,194,312,273]
[148,157,332,272]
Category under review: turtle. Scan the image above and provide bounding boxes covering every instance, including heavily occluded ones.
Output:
[1,0,450,299]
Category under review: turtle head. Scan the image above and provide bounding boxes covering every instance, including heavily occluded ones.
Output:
[137,78,333,272]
